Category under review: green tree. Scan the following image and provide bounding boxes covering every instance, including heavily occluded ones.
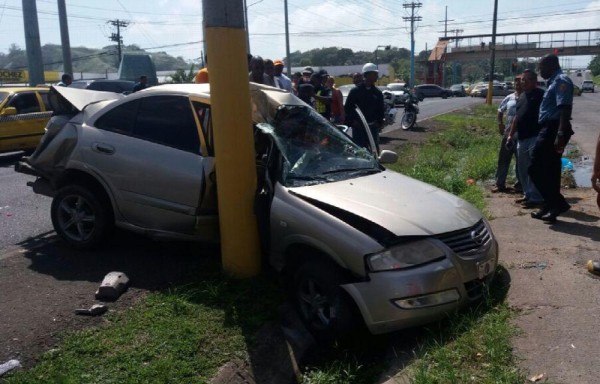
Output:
[588,55,600,76]
[166,65,197,83]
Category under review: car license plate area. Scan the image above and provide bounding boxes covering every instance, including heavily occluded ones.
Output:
[477,258,495,279]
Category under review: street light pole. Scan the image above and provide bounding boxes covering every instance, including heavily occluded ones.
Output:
[374,45,391,70]
[243,0,263,54]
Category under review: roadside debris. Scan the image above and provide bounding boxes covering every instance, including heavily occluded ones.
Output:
[587,260,600,276]
[529,372,545,382]
[95,272,129,301]
[0,359,21,377]
[75,304,108,316]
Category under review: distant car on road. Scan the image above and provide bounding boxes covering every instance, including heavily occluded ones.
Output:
[414,84,452,99]
[582,80,595,93]
[450,84,466,97]
[377,86,405,106]
[386,83,408,105]
[69,79,135,94]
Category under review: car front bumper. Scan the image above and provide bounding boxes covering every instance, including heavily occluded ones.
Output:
[342,239,498,335]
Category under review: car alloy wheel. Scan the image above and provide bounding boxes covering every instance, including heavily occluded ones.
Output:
[294,260,357,342]
[51,184,113,249]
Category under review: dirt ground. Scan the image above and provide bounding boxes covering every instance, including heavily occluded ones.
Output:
[487,186,600,384]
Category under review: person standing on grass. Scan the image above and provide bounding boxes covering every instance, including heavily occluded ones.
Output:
[529,54,574,223]
[507,70,545,209]
[493,75,522,193]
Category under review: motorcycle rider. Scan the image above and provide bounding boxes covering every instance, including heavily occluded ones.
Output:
[344,63,384,153]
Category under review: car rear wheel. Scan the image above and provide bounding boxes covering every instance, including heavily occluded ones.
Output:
[51,184,113,249]
[294,260,358,343]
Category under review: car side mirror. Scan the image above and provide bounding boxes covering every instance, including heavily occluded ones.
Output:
[378,149,398,164]
[0,107,17,116]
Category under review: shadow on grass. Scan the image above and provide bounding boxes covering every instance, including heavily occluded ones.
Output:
[14,231,300,383]
[299,265,513,384]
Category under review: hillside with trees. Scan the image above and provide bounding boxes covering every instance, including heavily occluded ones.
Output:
[0,43,189,72]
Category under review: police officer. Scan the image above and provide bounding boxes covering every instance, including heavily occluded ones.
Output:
[529,54,574,223]
[344,63,384,153]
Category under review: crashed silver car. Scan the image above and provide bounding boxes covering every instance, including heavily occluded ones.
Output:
[16,84,498,339]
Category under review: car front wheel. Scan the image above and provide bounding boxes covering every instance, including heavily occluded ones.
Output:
[294,260,358,342]
[51,184,113,249]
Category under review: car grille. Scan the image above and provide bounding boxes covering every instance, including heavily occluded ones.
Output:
[435,220,491,258]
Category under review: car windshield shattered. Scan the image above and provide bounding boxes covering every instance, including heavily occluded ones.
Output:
[258,105,381,187]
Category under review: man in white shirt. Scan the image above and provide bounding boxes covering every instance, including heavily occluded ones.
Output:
[273,59,292,92]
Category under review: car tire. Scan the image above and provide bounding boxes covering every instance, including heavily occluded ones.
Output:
[293,260,358,343]
[51,184,113,249]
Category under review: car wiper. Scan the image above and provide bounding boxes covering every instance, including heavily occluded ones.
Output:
[286,174,329,181]
[322,168,380,175]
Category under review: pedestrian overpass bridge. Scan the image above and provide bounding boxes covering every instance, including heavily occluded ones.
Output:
[430,28,600,62]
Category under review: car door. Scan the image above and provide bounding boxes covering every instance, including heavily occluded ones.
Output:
[0,91,50,153]
[81,94,208,234]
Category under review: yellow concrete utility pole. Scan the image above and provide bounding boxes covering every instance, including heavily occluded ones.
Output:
[203,0,261,278]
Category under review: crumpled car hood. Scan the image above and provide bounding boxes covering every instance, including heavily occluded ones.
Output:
[50,85,124,112]
[290,170,482,237]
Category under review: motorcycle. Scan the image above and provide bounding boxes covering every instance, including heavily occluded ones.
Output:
[382,91,398,127]
[400,90,420,130]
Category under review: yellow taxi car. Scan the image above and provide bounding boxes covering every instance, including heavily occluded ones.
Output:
[0,87,52,153]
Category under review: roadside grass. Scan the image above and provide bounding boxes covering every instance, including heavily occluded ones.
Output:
[387,104,500,212]
[5,263,283,384]
[300,104,526,383]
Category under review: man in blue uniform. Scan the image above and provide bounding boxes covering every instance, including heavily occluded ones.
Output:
[529,54,574,223]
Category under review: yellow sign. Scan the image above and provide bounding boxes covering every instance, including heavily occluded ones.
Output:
[0,69,25,82]
[0,70,61,83]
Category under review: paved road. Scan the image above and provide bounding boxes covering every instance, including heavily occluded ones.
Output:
[0,152,52,253]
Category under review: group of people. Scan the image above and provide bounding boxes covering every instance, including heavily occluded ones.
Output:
[494,54,575,223]
[194,56,385,154]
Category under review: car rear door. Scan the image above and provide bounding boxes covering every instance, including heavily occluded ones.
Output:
[82,94,210,235]
[0,91,50,152]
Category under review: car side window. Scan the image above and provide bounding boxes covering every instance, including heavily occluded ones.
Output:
[7,93,40,114]
[95,99,139,135]
[134,96,200,154]
[39,91,51,111]
[192,101,213,156]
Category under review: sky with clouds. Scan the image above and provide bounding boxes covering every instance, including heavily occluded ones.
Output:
[0,0,598,68]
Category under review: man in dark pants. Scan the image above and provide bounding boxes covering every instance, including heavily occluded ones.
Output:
[344,63,384,153]
[529,54,574,223]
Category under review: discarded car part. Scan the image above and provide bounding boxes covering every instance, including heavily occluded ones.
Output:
[75,303,108,316]
[587,260,600,276]
[96,272,129,301]
[0,359,21,377]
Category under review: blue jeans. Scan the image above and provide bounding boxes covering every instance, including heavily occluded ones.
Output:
[517,136,543,203]
[495,134,519,188]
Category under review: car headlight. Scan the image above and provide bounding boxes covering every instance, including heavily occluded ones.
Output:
[367,239,446,272]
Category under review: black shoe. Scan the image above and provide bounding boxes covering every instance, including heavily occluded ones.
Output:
[540,211,558,223]
[531,208,550,220]
[540,204,571,223]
